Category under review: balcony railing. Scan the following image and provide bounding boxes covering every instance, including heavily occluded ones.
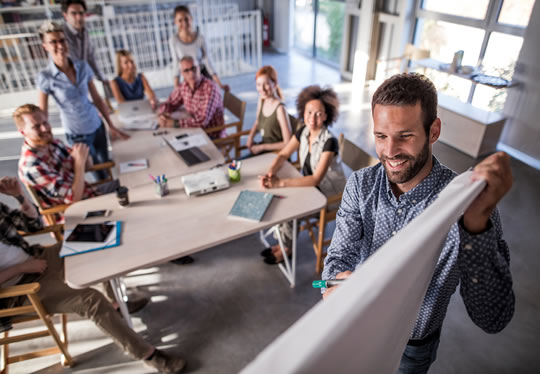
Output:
[0,2,261,95]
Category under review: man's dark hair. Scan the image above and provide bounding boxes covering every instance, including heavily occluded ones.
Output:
[372,73,438,135]
[61,0,87,13]
[296,85,339,127]
[174,5,192,17]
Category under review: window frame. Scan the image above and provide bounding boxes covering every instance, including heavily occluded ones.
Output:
[411,0,529,104]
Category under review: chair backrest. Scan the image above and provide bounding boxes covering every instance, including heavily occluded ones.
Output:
[23,183,58,226]
[24,183,43,209]
[223,91,246,127]
[338,134,379,171]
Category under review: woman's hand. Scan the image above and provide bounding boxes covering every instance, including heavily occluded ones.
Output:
[259,173,281,189]
[109,126,130,141]
[150,97,159,111]
[250,144,264,155]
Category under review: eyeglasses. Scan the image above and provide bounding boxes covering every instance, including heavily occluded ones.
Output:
[46,38,67,46]
[182,66,197,74]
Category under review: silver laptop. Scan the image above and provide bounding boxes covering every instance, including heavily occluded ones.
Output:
[181,169,230,196]
[117,99,154,119]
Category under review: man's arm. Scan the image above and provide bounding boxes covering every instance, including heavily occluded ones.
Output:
[321,172,366,280]
[177,83,221,128]
[458,209,514,333]
[458,152,514,333]
[158,86,184,116]
[0,178,42,232]
[0,259,47,285]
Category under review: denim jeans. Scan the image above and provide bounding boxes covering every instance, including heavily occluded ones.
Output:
[65,123,110,180]
[397,332,441,374]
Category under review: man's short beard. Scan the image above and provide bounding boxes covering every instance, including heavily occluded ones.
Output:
[32,133,53,147]
[381,137,430,185]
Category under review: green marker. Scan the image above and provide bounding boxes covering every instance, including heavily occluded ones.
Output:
[312,279,346,288]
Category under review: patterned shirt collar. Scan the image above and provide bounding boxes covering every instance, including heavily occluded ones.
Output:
[384,156,443,204]
[47,57,76,78]
[65,22,85,38]
[182,76,206,93]
[22,138,60,156]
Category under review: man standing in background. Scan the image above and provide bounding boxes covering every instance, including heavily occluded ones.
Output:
[62,0,112,99]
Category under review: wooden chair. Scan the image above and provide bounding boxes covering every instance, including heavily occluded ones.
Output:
[1,225,74,373]
[206,91,248,163]
[23,161,115,229]
[376,43,430,79]
[302,134,379,273]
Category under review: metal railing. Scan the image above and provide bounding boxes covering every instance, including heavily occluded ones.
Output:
[0,2,261,94]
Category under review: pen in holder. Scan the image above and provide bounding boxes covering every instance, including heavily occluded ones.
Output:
[151,174,169,197]
[228,160,241,183]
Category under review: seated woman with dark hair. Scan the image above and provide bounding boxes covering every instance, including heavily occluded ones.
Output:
[259,85,347,264]
[110,50,158,109]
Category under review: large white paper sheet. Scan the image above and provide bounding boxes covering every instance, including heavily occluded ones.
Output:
[241,171,486,374]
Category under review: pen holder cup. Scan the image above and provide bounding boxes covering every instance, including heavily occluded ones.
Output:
[116,186,129,206]
[156,182,169,197]
[228,168,241,183]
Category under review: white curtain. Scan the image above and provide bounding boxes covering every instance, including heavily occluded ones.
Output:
[241,171,485,374]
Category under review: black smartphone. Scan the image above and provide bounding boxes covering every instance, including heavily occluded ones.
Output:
[84,210,110,219]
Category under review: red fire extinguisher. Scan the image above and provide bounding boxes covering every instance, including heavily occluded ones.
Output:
[263,16,270,47]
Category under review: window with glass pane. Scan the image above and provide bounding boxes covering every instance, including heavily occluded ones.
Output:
[421,0,489,20]
[423,69,472,102]
[472,32,523,112]
[497,0,535,27]
[481,32,523,80]
[315,0,345,65]
[415,19,485,66]
[294,0,315,54]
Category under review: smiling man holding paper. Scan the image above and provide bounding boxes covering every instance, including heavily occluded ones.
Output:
[322,73,514,373]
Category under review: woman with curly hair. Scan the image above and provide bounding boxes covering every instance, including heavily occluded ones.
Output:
[259,85,347,264]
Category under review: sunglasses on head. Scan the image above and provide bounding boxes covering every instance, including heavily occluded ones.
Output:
[182,66,197,74]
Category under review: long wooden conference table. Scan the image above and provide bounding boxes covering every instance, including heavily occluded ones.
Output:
[63,124,326,324]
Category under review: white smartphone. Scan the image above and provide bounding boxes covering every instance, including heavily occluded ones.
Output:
[84,210,111,219]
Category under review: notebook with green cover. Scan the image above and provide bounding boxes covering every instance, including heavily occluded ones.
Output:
[229,190,274,221]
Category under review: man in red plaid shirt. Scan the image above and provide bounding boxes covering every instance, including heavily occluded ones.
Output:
[158,56,225,138]
[14,104,118,218]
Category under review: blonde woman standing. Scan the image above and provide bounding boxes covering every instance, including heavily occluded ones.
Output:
[169,5,229,91]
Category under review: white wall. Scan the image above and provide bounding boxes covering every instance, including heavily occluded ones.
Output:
[500,1,540,168]
[272,0,293,53]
